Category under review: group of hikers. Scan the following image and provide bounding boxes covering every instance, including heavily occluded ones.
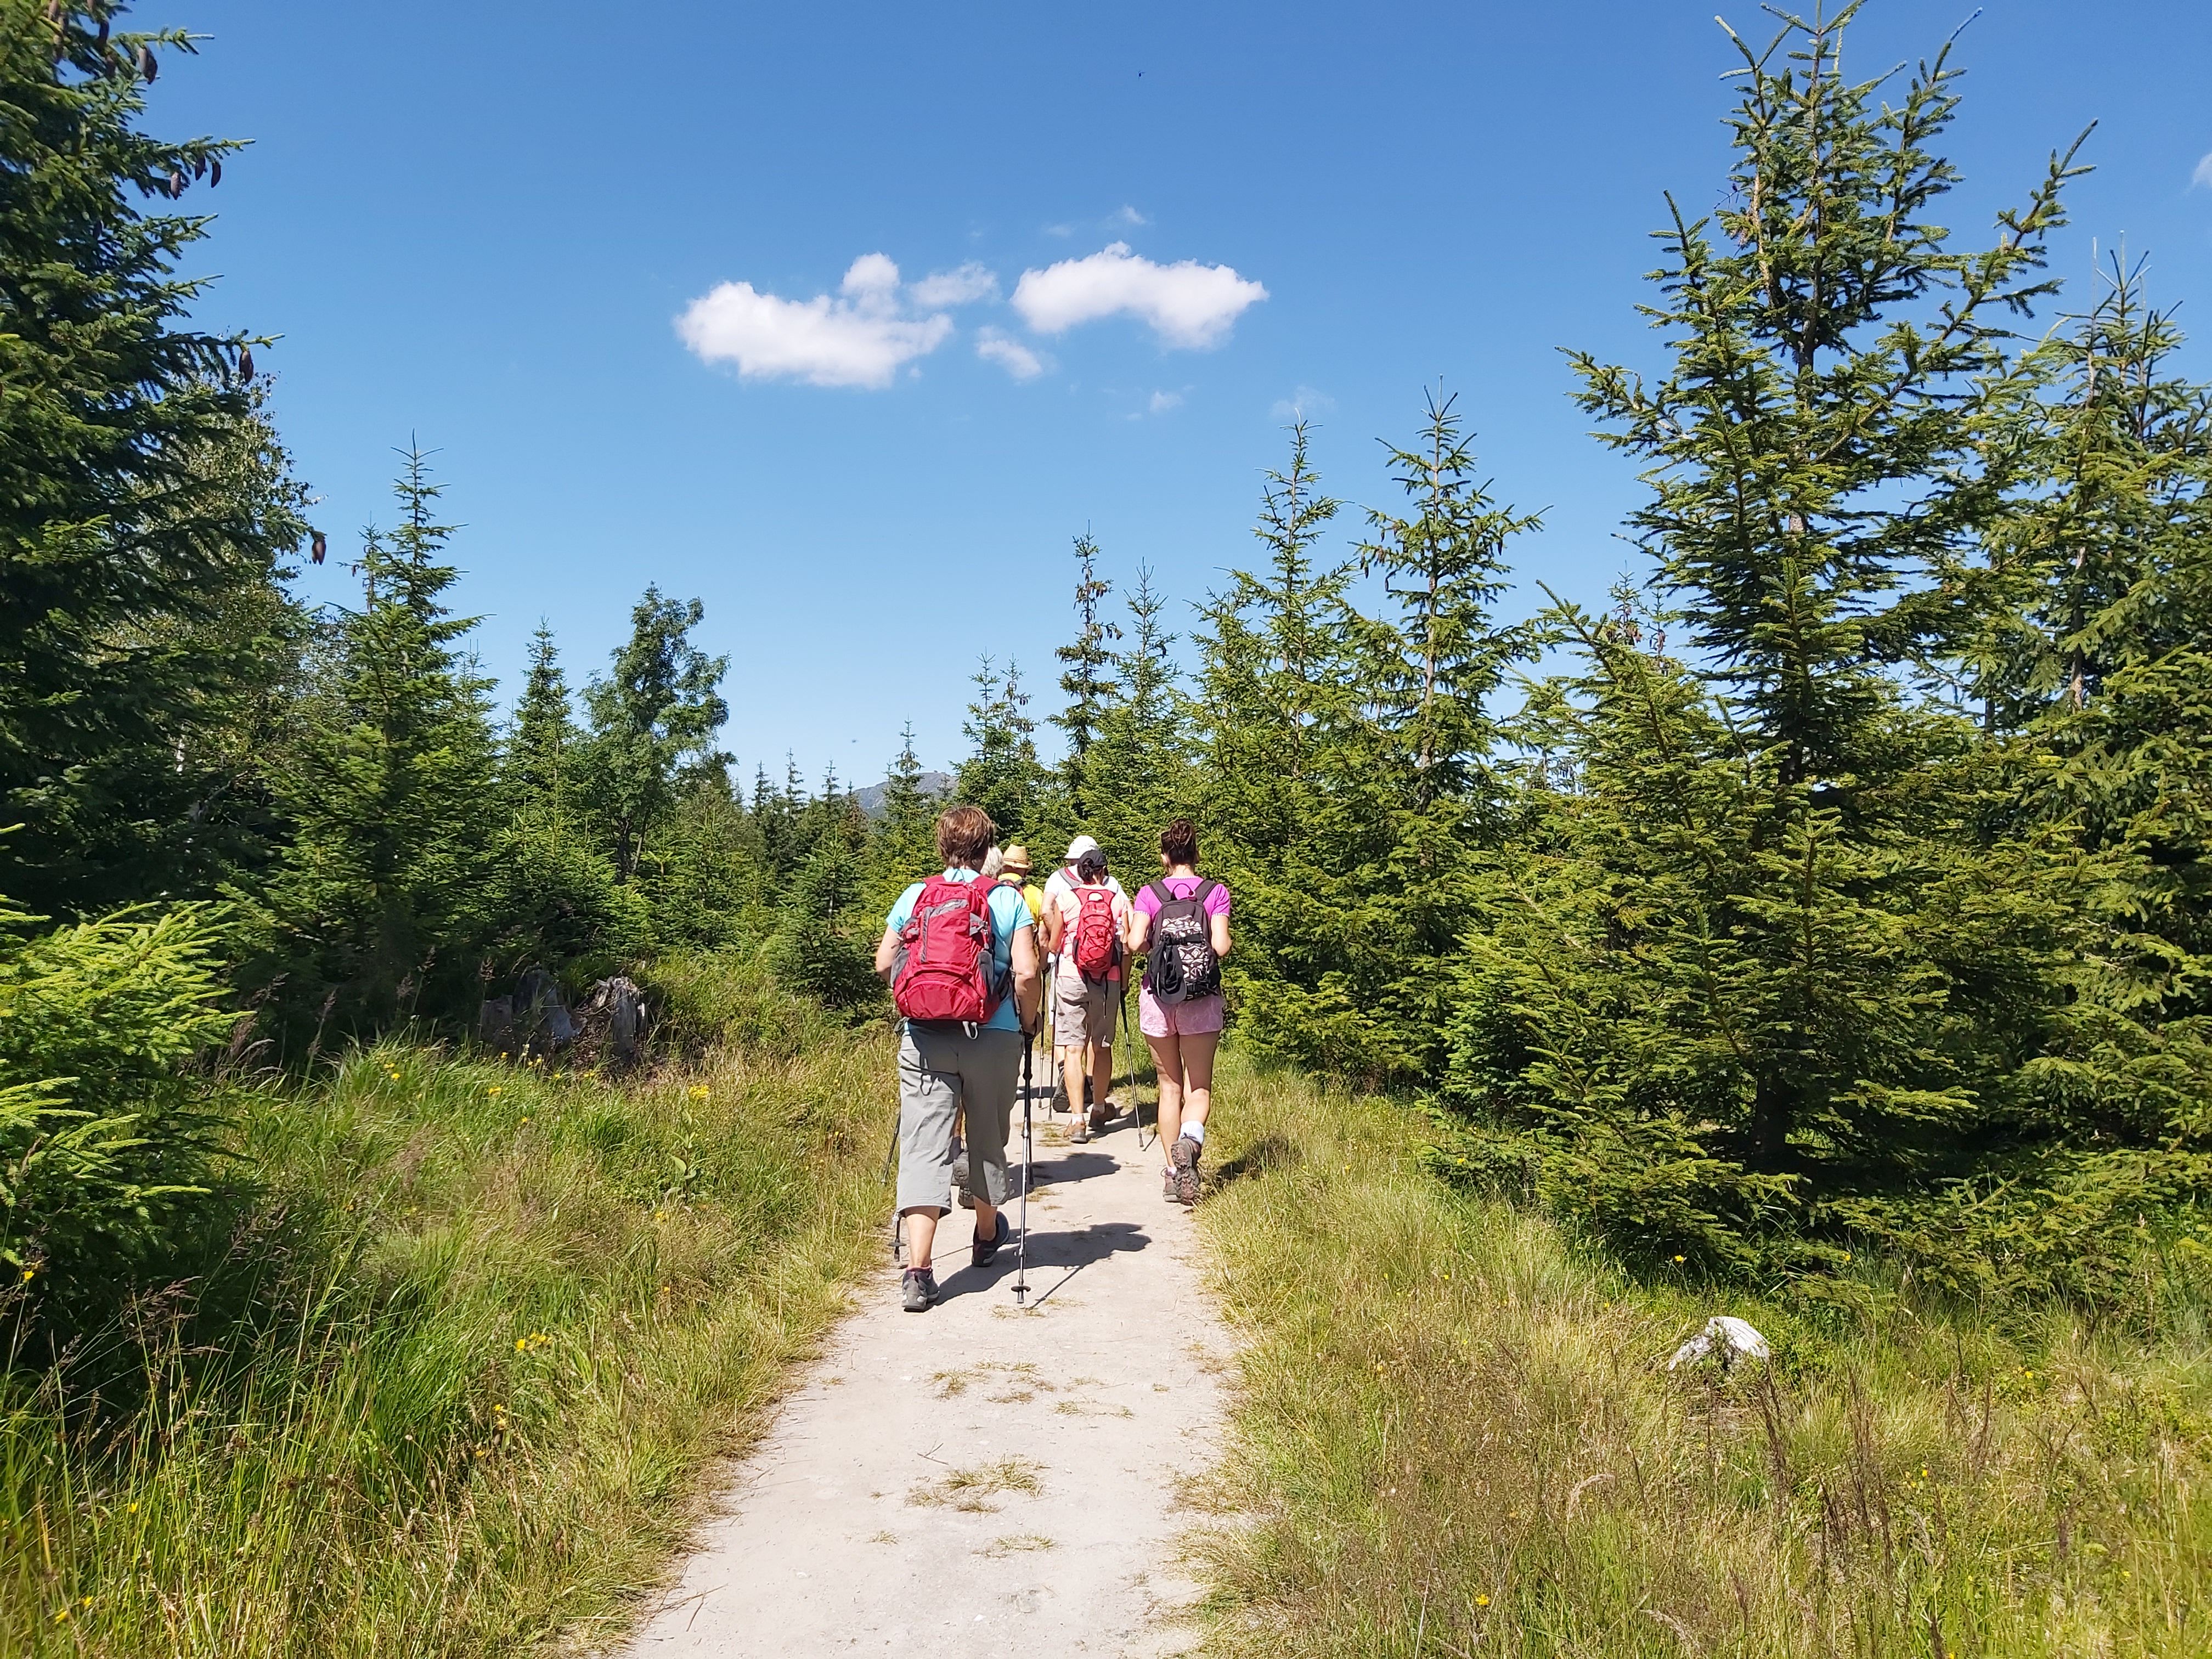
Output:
[873,808,1232,1312]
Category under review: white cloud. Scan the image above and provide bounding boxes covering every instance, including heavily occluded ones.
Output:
[1148,390,1183,414]
[1012,242,1267,348]
[1269,385,1334,420]
[2194,151,2212,189]
[1113,204,1149,226]
[910,262,1000,308]
[677,253,953,389]
[976,328,1046,381]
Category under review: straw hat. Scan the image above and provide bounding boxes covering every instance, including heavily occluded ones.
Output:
[1000,844,1034,877]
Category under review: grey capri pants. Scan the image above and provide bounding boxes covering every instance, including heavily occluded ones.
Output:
[896,1024,1024,1216]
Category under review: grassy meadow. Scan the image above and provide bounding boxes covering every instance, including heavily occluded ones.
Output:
[1188,1051,2212,1658]
[0,954,895,1657]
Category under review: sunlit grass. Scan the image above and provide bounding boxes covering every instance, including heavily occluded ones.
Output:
[0,957,895,1655]
[1188,1049,2212,1657]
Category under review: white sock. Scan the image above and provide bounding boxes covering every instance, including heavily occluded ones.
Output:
[1180,1122,1205,1148]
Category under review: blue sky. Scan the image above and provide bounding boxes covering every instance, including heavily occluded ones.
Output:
[151,0,2212,788]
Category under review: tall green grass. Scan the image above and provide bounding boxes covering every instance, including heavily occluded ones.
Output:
[1188,1052,2212,1657]
[0,952,896,1656]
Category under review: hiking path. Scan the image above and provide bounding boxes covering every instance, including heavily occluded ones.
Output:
[622,1073,1233,1658]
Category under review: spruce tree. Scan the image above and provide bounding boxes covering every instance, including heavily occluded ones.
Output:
[0,10,309,914]
[1052,532,1119,819]
[576,588,730,881]
[506,622,575,809]
[955,657,1047,842]
[1086,565,1192,880]
[1195,423,1402,1075]
[1447,7,2123,1283]
[768,827,884,1016]
[246,450,498,1043]
[1990,266,2212,1206]
[866,724,941,917]
[1348,392,1542,1077]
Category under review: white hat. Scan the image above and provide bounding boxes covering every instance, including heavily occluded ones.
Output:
[1063,834,1100,864]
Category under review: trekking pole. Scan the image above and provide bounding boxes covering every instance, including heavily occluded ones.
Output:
[883,1103,904,1266]
[1014,1025,1033,1306]
[1127,970,1155,1150]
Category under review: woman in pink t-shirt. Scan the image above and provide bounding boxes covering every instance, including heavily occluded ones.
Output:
[1124,817,1232,1206]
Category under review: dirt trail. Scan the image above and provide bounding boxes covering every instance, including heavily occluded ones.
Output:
[624,1076,1232,1658]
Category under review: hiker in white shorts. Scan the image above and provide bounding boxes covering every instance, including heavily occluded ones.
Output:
[1040,845,1132,1143]
[1042,835,1125,1118]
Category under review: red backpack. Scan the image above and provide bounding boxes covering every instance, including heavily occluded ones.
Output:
[892,875,1003,1025]
[1070,885,1121,984]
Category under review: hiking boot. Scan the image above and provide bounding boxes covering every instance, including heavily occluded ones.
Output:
[1071,1114,1091,1143]
[1088,1099,1114,1135]
[900,1267,937,1312]
[1163,1164,1181,1204]
[1172,1135,1201,1205]
[951,1142,975,1210]
[972,1215,1006,1268]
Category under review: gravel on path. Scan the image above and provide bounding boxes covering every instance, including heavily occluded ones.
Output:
[624,1075,1232,1658]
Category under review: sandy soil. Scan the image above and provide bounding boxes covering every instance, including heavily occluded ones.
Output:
[623,1071,1232,1658]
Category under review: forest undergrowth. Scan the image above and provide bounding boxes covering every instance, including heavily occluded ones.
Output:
[1189,1051,2212,1658]
[0,953,894,1658]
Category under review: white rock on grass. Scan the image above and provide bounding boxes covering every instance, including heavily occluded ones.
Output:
[1667,1315,1771,1372]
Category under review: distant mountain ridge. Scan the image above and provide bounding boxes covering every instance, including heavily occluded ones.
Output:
[849,771,952,821]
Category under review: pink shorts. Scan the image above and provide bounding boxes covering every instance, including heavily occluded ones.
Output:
[1138,988,1224,1039]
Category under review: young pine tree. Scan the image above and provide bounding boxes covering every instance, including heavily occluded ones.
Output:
[1196,422,1406,1077]
[955,657,1048,843]
[1449,8,2113,1284]
[246,449,499,1044]
[768,827,885,1017]
[866,724,943,918]
[505,622,576,810]
[1086,565,1192,881]
[1981,263,2212,1251]
[1350,391,1542,1077]
[1052,532,1120,821]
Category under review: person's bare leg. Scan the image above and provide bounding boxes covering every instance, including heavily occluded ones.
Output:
[1060,1046,1086,1124]
[973,1195,999,1243]
[904,1207,939,1269]
[1146,1031,1184,1164]
[1176,1031,1219,1133]
[1088,1041,1113,1120]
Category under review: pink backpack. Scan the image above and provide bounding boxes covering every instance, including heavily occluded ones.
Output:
[891,876,1002,1025]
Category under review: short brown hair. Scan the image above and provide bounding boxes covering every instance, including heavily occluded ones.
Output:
[1159,817,1199,867]
[936,805,996,866]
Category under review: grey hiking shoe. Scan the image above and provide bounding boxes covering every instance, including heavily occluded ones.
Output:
[972,1214,1006,1268]
[1172,1136,1201,1205]
[951,1139,975,1210]
[900,1267,937,1312]
[1071,1114,1090,1143]
[1163,1164,1181,1204]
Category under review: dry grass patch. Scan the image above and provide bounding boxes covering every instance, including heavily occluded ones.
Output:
[909,1457,1046,1513]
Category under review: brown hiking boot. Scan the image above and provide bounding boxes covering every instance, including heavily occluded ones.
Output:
[1172,1135,1200,1205]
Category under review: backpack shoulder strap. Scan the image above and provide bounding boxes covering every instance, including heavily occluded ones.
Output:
[1194,878,1220,906]
[1143,880,1170,908]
